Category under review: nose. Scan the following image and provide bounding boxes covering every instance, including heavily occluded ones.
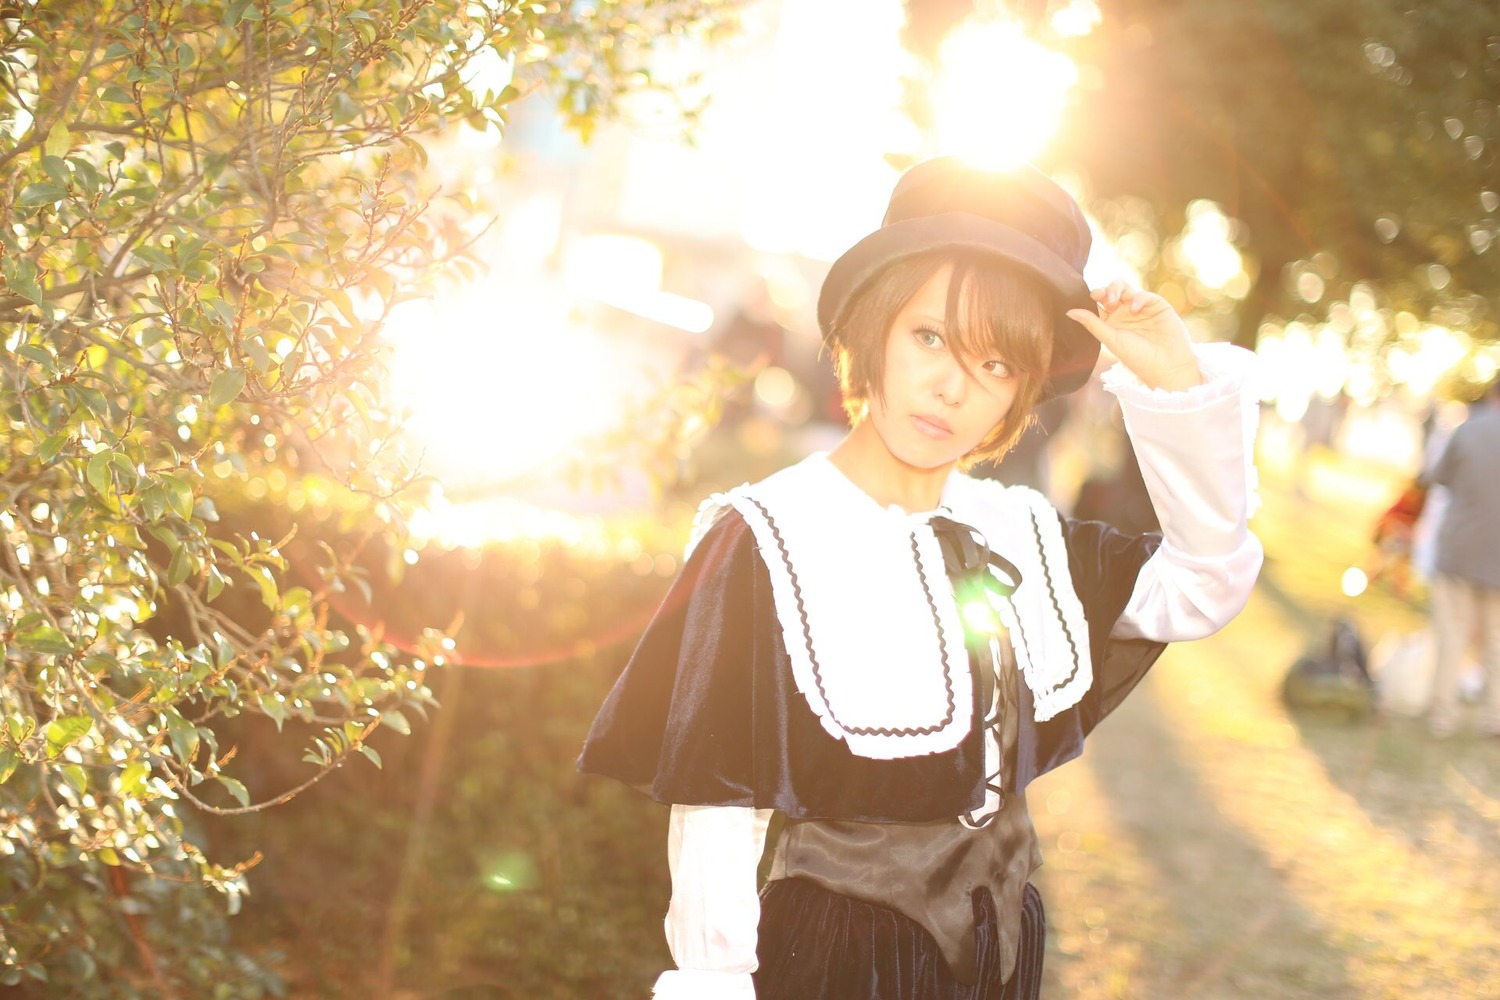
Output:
[934,356,967,406]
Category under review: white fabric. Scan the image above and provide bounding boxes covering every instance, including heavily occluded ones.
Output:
[710,461,976,757]
[654,804,771,999]
[651,968,757,1000]
[1104,343,1265,642]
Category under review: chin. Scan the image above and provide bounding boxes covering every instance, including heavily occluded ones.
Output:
[891,440,971,471]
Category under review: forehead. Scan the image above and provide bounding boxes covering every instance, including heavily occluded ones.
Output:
[894,260,1009,358]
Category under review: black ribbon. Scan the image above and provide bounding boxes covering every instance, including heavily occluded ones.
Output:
[930,515,1023,738]
[929,515,1023,601]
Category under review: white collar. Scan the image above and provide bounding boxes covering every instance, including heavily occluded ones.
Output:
[690,454,1092,760]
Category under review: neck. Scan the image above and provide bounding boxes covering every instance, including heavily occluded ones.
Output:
[828,420,956,513]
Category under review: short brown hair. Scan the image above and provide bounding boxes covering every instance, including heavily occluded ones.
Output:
[828,251,1055,467]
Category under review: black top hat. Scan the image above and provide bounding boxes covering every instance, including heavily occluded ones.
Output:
[817,157,1100,399]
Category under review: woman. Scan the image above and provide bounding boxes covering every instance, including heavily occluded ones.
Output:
[579,157,1262,998]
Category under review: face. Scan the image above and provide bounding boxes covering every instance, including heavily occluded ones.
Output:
[865,263,1021,470]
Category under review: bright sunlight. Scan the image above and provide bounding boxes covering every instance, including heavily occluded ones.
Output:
[931,17,1079,169]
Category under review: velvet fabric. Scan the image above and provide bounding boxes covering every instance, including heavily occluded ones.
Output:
[753,877,1046,1000]
[577,509,1166,822]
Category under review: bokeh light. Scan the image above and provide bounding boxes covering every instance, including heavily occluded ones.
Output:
[1341,567,1369,598]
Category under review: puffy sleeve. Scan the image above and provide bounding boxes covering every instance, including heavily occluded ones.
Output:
[651,804,773,999]
[1101,342,1264,643]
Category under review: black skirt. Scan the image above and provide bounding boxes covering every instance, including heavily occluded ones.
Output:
[754,878,1045,1000]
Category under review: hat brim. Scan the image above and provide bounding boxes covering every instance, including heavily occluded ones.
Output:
[817,212,1100,399]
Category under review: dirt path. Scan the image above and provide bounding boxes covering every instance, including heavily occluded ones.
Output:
[1030,449,1500,998]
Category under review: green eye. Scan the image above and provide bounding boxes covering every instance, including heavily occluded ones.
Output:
[915,328,944,348]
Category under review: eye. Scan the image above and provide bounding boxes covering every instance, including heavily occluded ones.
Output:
[981,359,1013,380]
[913,326,945,349]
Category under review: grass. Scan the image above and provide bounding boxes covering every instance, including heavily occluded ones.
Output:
[1030,445,1500,998]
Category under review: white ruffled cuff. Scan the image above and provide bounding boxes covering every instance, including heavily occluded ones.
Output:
[1100,342,1261,520]
[652,969,757,999]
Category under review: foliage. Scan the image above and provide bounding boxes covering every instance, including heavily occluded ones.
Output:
[204,516,691,995]
[906,0,1499,349]
[0,0,738,994]
[1055,0,1500,343]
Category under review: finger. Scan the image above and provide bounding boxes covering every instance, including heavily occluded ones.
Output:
[1066,307,1118,349]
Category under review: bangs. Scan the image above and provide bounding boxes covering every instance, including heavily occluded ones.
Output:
[942,253,1054,380]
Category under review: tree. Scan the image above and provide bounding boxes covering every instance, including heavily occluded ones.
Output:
[904,0,1499,362]
[0,0,737,994]
[1057,0,1500,351]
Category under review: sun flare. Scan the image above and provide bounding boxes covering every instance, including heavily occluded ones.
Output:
[382,286,631,488]
[931,18,1079,169]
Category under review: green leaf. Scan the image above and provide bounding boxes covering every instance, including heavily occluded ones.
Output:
[86,452,113,498]
[108,452,136,491]
[7,274,44,305]
[208,368,246,407]
[332,91,360,125]
[163,711,200,765]
[44,120,72,158]
[163,474,194,520]
[224,0,261,25]
[130,245,175,271]
[243,336,272,372]
[379,709,411,736]
[259,694,288,731]
[45,716,93,758]
[216,774,249,807]
[99,85,133,104]
[142,484,167,522]
[40,433,69,464]
[249,565,279,611]
[0,748,18,784]
[120,761,149,796]
[78,386,111,421]
[358,744,383,769]
[7,715,35,745]
[17,343,55,368]
[39,155,69,187]
[22,624,74,657]
[98,847,121,866]
[18,181,66,206]
[166,543,193,587]
[141,324,172,347]
[82,652,117,675]
[61,764,88,795]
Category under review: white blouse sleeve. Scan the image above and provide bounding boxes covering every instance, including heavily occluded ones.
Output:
[1100,342,1265,642]
[651,804,774,1000]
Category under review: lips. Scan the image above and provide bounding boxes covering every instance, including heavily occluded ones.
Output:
[911,413,953,438]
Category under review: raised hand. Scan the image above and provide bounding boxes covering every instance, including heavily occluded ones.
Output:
[1066,280,1203,392]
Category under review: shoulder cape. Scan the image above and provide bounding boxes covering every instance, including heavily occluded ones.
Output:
[578,484,1166,822]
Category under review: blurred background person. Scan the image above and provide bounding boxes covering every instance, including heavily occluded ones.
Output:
[1421,377,1500,739]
